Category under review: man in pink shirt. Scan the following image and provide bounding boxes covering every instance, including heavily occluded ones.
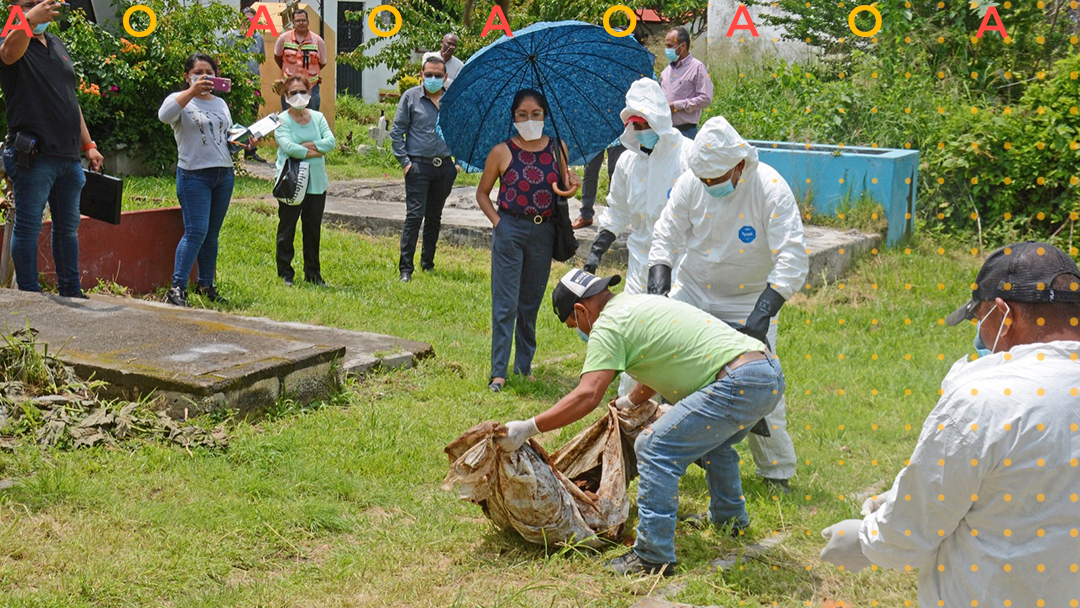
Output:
[659,26,713,140]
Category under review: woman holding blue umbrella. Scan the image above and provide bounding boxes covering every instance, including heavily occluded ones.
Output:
[476,89,580,392]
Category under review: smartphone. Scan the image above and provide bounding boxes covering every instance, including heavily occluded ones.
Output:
[205,76,232,93]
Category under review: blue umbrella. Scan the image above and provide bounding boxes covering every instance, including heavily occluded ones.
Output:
[438,21,656,172]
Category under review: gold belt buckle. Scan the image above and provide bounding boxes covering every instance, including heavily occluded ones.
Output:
[432,157,443,167]
[533,214,543,224]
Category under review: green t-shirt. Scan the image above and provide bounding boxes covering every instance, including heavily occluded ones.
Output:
[581,294,766,403]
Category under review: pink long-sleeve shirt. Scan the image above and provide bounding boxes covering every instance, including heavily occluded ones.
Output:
[659,54,714,128]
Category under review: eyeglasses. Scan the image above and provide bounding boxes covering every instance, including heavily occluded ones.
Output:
[514,111,545,121]
[287,90,308,96]
[422,73,445,79]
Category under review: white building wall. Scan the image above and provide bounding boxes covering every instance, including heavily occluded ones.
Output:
[707,0,813,64]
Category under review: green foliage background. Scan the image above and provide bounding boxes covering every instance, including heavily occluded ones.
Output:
[708,0,1080,246]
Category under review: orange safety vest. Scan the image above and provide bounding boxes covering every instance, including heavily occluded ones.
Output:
[280,30,322,83]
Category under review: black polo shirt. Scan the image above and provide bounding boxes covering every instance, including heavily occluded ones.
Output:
[0,33,82,159]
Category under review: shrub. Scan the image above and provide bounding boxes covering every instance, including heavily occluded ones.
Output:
[398,75,421,95]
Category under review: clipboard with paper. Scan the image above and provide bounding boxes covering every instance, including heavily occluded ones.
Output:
[228,114,285,147]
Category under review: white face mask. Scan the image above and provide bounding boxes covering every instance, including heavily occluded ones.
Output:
[287,93,311,110]
[514,120,545,141]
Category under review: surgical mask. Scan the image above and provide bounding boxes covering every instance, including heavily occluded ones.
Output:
[573,310,589,343]
[423,77,444,94]
[635,129,660,149]
[705,180,736,198]
[665,48,679,63]
[33,22,48,34]
[514,120,545,141]
[973,302,1010,357]
[286,93,311,110]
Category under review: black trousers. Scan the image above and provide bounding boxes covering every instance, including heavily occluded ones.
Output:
[399,160,456,273]
[276,192,326,282]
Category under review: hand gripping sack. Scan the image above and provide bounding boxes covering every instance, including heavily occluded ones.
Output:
[273,158,310,206]
[442,400,668,547]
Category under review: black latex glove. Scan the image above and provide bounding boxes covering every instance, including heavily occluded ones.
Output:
[741,285,786,347]
[647,264,672,297]
[750,417,771,437]
[583,229,617,274]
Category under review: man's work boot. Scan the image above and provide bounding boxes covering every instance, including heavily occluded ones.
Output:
[605,551,676,577]
[762,477,792,494]
[571,216,593,230]
[680,514,749,537]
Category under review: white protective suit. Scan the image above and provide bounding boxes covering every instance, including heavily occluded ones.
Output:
[597,78,693,296]
[860,341,1080,608]
[596,79,693,397]
[649,117,809,480]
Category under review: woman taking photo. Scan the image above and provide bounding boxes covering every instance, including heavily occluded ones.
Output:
[158,53,243,306]
[274,75,335,286]
[476,89,580,392]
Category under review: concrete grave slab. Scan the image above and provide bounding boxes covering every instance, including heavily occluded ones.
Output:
[0,290,432,418]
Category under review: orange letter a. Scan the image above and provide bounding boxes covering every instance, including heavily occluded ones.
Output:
[246,5,279,37]
[481,4,513,37]
[975,6,1008,38]
[2,6,34,38]
[726,4,759,38]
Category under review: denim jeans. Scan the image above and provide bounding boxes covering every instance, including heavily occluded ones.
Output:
[280,82,321,112]
[489,212,555,379]
[1,148,85,295]
[173,167,234,288]
[674,124,699,140]
[632,355,785,565]
[579,144,625,219]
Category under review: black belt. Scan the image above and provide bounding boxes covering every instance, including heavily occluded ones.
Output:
[499,208,551,224]
[409,155,453,167]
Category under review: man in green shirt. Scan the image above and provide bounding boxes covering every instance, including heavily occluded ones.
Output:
[498,270,786,576]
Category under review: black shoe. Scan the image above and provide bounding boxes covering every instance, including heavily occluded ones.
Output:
[166,286,188,307]
[605,551,676,577]
[762,477,792,494]
[305,276,328,288]
[282,277,294,287]
[680,513,749,537]
[245,151,267,163]
[420,266,434,273]
[488,379,505,392]
[61,291,89,299]
[399,272,411,283]
[195,284,227,304]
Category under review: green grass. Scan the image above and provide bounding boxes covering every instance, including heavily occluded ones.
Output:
[1,167,984,606]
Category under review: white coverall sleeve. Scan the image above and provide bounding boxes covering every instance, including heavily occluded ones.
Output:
[598,157,632,235]
[859,399,990,571]
[764,179,810,300]
[648,175,694,269]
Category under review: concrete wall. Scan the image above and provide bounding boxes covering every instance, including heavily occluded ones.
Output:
[707,0,814,64]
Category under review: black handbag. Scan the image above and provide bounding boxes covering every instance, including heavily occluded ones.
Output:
[272,158,309,206]
[80,170,123,225]
[551,138,578,263]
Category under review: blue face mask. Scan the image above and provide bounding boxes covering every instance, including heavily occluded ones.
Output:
[574,310,589,343]
[33,22,49,35]
[665,48,679,63]
[705,180,736,198]
[635,129,660,149]
[973,302,1010,357]
[423,77,444,93]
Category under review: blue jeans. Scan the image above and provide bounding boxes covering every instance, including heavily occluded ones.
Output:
[632,356,785,565]
[1,148,86,295]
[674,124,699,140]
[173,167,234,288]
[490,211,555,379]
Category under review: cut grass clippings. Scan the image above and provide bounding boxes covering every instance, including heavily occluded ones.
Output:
[0,176,983,606]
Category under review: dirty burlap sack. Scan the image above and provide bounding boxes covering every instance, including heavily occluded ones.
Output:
[441,400,668,548]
